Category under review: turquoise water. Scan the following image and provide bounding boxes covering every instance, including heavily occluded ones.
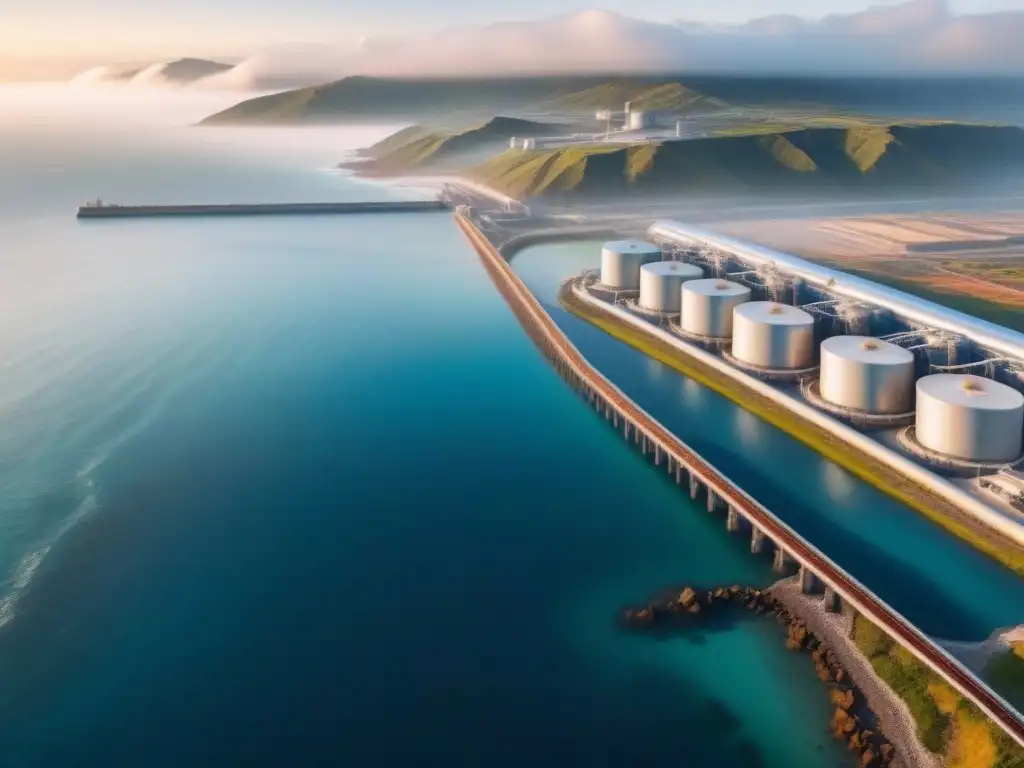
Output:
[0,87,852,766]
[513,240,1024,643]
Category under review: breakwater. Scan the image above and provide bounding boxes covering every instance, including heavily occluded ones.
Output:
[452,208,1024,748]
[76,200,448,219]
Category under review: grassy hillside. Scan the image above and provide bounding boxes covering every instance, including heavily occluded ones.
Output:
[470,123,1024,199]
[352,117,560,173]
[545,80,725,112]
[199,75,721,125]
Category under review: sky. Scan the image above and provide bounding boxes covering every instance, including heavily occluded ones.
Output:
[5,0,1024,63]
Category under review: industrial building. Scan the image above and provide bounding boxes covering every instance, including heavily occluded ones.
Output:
[599,240,661,290]
[638,261,702,313]
[680,279,751,339]
[730,302,816,372]
[818,336,915,416]
[583,225,1024,473]
[913,374,1024,464]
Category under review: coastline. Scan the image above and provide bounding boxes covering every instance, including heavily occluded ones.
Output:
[768,579,940,768]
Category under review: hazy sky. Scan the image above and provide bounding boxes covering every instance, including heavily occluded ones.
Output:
[6,0,1024,61]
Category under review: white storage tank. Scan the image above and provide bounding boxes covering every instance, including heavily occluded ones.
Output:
[639,261,702,312]
[916,374,1024,463]
[819,336,915,414]
[732,301,815,370]
[680,279,751,338]
[627,110,656,130]
[600,240,661,290]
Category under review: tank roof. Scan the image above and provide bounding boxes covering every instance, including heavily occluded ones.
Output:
[683,278,750,297]
[821,335,914,365]
[917,374,1024,410]
[734,301,814,326]
[603,239,660,254]
[641,261,702,277]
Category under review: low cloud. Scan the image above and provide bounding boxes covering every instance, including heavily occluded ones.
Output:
[70,1,1024,90]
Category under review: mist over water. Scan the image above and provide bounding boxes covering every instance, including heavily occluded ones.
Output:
[0,85,855,767]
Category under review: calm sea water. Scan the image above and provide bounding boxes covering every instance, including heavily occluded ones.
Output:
[0,86,852,766]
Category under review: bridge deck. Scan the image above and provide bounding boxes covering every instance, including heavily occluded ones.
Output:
[453,209,1024,748]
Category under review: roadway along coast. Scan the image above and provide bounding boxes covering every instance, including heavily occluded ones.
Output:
[452,208,1024,749]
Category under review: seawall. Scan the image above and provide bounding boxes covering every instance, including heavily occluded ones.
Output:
[76,200,447,219]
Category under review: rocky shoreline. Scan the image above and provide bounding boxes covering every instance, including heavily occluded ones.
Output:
[621,583,899,767]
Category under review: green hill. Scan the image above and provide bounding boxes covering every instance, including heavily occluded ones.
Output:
[545,80,724,112]
[470,124,1024,199]
[351,117,560,173]
[199,76,721,125]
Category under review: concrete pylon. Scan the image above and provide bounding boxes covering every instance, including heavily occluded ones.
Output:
[726,506,743,532]
[689,475,700,500]
[799,565,819,595]
[773,547,794,572]
[706,490,718,513]
[751,526,767,554]
[823,585,840,613]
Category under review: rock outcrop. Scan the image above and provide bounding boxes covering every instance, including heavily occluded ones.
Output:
[621,584,896,767]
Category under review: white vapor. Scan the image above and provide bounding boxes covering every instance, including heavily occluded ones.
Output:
[69,1,1024,91]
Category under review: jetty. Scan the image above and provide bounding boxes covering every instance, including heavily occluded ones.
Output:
[452,206,1024,748]
[76,199,448,219]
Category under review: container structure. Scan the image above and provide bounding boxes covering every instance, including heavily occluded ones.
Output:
[915,374,1024,463]
[819,336,915,414]
[600,240,662,290]
[627,111,655,130]
[638,261,702,312]
[732,302,815,370]
[680,279,751,338]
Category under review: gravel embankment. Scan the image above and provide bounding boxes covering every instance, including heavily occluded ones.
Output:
[769,578,940,768]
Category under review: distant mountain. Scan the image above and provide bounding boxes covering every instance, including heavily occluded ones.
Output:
[352,117,562,173]
[132,58,232,86]
[470,124,1024,199]
[71,58,232,87]
[198,76,722,125]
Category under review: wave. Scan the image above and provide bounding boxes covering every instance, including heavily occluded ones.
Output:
[0,328,236,631]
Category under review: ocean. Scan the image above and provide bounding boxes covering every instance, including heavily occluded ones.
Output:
[0,84,1016,767]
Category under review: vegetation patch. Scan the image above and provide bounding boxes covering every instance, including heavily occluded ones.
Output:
[851,615,1024,767]
[472,123,1024,199]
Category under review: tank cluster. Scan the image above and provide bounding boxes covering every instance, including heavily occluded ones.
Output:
[598,240,1024,464]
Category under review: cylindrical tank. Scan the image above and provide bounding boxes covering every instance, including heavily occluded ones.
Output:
[639,261,702,312]
[522,138,536,150]
[627,110,654,130]
[732,301,815,369]
[600,240,661,290]
[819,336,915,414]
[916,374,1024,462]
[680,279,751,338]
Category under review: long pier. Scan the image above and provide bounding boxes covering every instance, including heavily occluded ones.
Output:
[76,200,448,219]
[453,207,1024,748]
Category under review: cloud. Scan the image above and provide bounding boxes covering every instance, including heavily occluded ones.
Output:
[68,1,1024,90]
